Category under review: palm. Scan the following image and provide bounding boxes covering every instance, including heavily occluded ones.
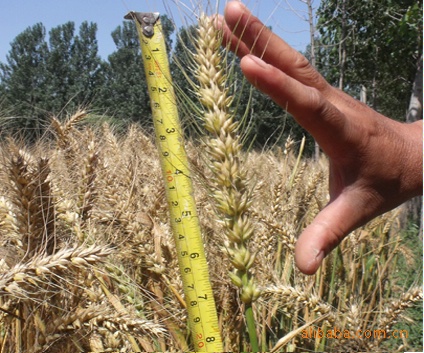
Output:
[220,1,422,274]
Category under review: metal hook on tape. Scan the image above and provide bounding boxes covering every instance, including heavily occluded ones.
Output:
[124,11,160,37]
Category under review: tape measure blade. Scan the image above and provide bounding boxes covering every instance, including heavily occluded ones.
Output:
[130,14,223,351]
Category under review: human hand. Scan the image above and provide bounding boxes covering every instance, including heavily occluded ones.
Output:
[218,1,423,275]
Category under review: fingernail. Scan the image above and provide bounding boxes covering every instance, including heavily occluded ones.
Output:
[245,54,269,69]
[229,0,246,9]
[237,1,247,10]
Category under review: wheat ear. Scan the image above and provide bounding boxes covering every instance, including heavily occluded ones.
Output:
[193,13,260,350]
[5,144,55,257]
[0,245,113,297]
[195,12,259,304]
[261,284,336,324]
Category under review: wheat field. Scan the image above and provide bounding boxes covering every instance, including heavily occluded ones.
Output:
[0,109,421,352]
[0,4,422,352]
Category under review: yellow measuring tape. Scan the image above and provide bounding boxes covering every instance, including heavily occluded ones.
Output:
[125,12,223,352]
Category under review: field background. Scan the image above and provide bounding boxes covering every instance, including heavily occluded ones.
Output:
[0,0,422,351]
[0,108,421,352]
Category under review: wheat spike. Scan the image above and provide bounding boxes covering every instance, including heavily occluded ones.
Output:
[261,284,336,324]
[5,143,56,258]
[0,245,113,297]
[379,286,423,332]
[194,12,259,305]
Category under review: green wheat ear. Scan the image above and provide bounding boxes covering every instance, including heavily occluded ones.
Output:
[190,12,261,351]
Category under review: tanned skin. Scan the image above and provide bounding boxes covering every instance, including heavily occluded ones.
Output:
[217,1,423,274]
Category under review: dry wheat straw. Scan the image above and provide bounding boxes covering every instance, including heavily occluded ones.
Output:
[0,112,420,352]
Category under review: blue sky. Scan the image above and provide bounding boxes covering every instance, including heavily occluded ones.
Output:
[0,0,319,63]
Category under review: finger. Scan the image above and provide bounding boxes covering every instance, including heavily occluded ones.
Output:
[294,192,369,275]
[213,14,251,57]
[224,1,328,91]
[240,54,351,157]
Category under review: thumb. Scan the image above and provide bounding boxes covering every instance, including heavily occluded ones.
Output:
[294,193,365,275]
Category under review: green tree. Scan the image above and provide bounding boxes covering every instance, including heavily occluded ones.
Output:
[45,22,76,112]
[0,21,104,139]
[69,22,104,109]
[45,21,104,113]
[316,0,422,121]
[0,23,49,138]
[170,24,199,135]
[99,15,174,127]
[99,21,150,125]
